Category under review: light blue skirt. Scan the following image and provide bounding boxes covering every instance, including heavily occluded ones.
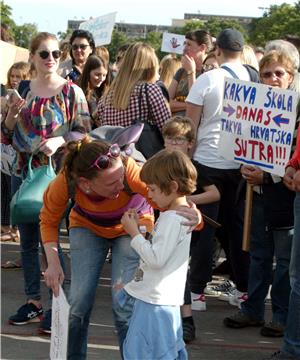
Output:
[123,295,188,360]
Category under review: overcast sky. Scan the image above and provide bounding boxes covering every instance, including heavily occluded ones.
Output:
[6,0,296,34]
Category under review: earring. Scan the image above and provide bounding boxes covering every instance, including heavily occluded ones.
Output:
[86,188,91,194]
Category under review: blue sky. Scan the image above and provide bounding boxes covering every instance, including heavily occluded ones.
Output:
[6,0,296,35]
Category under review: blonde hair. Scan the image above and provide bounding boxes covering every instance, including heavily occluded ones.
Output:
[106,42,159,109]
[259,50,296,77]
[95,46,110,66]
[140,149,197,195]
[241,45,259,71]
[162,116,195,142]
[6,62,31,88]
[159,54,181,88]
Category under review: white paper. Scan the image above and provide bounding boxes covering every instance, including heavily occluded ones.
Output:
[161,32,185,55]
[50,286,70,360]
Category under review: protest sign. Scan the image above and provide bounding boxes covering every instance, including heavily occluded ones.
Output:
[79,12,117,46]
[50,286,70,360]
[218,78,299,176]
[161,32,185,55]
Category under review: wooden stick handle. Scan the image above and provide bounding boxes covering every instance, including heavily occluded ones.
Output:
[242,183,254,252]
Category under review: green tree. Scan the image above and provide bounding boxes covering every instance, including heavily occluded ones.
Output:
[0,1,16,40]
[57,28,72,41]
[182,20,206,34]
[14,23,38,48]
[205,18,248,39]
[249,2,300,46]
[107,30,131,62]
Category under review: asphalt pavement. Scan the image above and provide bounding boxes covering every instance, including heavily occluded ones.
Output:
[1,239,282,360]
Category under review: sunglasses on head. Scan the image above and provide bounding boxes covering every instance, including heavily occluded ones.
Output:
[38,50,61,60]
[71,44,90,51]
[89,144,121,170]
[261,70,287,79]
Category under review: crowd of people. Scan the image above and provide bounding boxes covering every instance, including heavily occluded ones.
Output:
[1,23,300,360]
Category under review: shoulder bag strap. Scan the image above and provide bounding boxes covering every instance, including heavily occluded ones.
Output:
[221,65,239,80]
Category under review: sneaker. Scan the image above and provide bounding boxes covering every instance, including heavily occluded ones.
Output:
[205,280,235,296]
[182,321,196,343]
[260,322,284,337]
[9,303,44,325]
[191,293,206,311]
[263,350,298,359]
[38,309,51,335]
[224,310,264,328]
[218,286,236,302]
[228,289,248,308]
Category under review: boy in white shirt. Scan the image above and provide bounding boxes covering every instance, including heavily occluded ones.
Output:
[120,149,198,360]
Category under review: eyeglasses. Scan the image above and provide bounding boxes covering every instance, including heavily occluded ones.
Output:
[89,144,121,170]
[71,44,90,51]
[38,50,61,60]
[164,136,188,145]
[261,70,287,79]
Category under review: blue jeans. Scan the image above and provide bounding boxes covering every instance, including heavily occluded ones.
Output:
[241,194,293,325]
[67,227,139,360]
[11,175,65,303]
[282,192,300,358]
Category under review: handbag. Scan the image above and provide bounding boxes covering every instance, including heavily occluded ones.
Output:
[10,155,56,224]
[134,83,164,159]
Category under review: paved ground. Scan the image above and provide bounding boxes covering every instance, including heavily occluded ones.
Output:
[1,240,282,360]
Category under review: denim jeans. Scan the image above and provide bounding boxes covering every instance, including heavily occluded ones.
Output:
[241,194,293,325]
[282,192,300,358]
[11,175,65,303]
[67,227,139,360]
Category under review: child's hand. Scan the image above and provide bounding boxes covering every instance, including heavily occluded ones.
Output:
[121,210,140,238]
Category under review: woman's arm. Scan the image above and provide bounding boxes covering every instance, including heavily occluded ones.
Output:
[188,185,221,205]
[129,213,183,269]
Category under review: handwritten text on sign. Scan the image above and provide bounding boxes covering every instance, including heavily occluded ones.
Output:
[79,12,117,46]
[218,78,298,176]
[50,286,70,360]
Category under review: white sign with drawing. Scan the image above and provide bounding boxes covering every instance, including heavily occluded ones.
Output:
[79,12,117,46]
[50,286,70,360]
[161,32,185,55]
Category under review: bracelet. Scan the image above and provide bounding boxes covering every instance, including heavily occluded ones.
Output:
[187,70,195,75]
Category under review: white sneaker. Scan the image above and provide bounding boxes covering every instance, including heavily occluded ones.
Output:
[205,280,235,296]
[218,286,236,302]
[228,289,248,309]
[191,292,206,311]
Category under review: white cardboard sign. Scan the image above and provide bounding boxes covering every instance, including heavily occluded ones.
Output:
[161,32,185,55]
[50,286,70,360]
[218,77,299,176]
[79,12,117,46]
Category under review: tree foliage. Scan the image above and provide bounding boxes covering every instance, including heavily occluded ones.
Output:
[107,30,132,62]
[1,0,38,48]
[205,19,248,40]
[249,2,300,46]
[14,23,38,48]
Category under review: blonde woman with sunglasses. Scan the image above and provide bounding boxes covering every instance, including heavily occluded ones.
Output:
[1,32,91,334]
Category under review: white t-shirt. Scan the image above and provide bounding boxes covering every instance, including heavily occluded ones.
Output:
[186,62,250,169]
[125,210,191,306]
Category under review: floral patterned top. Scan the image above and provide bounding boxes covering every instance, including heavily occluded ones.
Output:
[11,81,91,175]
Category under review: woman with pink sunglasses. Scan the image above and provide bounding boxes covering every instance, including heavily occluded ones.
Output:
[40,136,202,359]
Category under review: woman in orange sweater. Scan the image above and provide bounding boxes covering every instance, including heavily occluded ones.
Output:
[40,136,201,359]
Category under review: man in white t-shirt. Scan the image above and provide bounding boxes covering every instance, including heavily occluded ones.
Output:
[186,28,251,308]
